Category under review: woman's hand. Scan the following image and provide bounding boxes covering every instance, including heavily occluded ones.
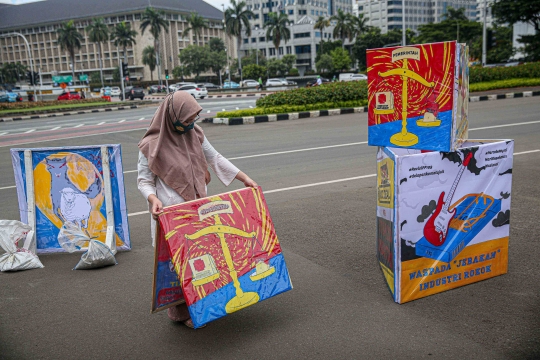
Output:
[235,171,258,188]
[205,169,211,185]
[148,195,163,220]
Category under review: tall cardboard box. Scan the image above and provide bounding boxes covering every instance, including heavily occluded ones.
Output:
[367,41,469,152]
[376,140,513,303]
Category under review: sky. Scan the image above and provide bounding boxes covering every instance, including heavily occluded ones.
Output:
[0,0,233,10]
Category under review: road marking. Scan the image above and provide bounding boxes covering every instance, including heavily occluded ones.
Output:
[222,108,225,111]
[24,129,35,133]
[207,110,211,113]
[97,122,105,125]
[74,124,84,128]
[228,142,368,160]
[470,120,540,131]
[1,148,539,192]
[50,127,61,131]
[139,117,145,120]
[236,107,239,110]
[118,119,126,123]
[0,132,8,136]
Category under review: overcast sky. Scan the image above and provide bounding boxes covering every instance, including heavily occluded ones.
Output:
[0,0,233,11]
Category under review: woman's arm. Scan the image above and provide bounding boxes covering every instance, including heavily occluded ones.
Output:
[235,171,258,188]
[137,152,163,219]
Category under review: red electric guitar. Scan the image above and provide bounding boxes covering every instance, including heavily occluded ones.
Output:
[424,152,473,246]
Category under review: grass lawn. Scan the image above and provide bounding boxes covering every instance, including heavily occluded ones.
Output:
[0,101,113,116]
[470,78,540,92]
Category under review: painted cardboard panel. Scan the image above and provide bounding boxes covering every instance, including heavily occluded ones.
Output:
[11,145,131,253]
[367,41,469,152]
[377,140,513,303]
[158,186,292,328]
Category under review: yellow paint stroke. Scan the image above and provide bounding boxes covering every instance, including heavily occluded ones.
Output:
[173,214,194,221]
[165,229,177,240]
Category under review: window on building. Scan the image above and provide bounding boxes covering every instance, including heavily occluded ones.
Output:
[294,32,311,38]
[259,36,265,41]
[251,37,256,43]
[288,9,293,14]
[286,46,292,54]
[269,48,275,55]
[244,38,249,44]
[295,45,311,54]
[315,31,321,37]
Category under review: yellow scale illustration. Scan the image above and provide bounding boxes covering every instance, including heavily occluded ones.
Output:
[376,47,437,146]
[184,201,275,314]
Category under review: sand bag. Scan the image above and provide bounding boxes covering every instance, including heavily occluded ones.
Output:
[73,240,117,270]
[0,220,43,272]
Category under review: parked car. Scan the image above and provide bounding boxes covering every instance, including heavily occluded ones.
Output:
[277,78,293,86]
[350,74,367,81]
[0,91,9,102]
[124,86,145,100]
[171,82,195,92]
[241,79,260,88]
[266,78,285,87]
[338,73,355,82]
[101,87,112,96]
[57,91,81,101]
[110,86,121,96]
[203,83,220,90]
[222,80,240,89]
[1,90,23,102]
[149,85,167,94]
[177,84,208,99]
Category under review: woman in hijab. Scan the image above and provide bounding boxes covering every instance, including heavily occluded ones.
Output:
[137,91,257,329]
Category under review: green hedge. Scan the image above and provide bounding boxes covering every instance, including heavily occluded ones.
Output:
[470,62,540,83]
[256,81,368,108]
[0,98,108,111]
[470,78,540,92]
[216,99,367,118]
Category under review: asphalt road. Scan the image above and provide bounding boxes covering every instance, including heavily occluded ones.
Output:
[0,97,539,359]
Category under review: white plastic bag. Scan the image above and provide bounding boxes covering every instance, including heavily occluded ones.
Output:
[57,222,91,253]
[0,220,44,272]
[73,239,117,270]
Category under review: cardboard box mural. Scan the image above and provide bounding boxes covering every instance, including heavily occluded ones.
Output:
[158,186,292,328]
[367,41,469,152]
[11,145,131,253]
[376,140,513,303]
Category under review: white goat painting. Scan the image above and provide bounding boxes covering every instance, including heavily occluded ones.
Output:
[60,187,92,229]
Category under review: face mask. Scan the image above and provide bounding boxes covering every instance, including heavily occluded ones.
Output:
[167,94,199,135]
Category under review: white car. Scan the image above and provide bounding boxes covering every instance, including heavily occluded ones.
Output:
[171,82,195,92]
[241,79,260,88]
[177,84,208,99]
[110,86,121,96]
[266,78,286,87]
[350,74,367,81]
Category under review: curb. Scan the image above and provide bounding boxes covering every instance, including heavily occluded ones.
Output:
[204,90,540,125]
[0,105,141,122]
[145,93,269,101]
[203,107,367,125]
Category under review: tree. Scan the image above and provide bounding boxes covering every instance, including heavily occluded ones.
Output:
[112,66,120,82]
[178,45,210,79]
[172,65,188,81]
[314,16,330,56]
[86,18,109,88]
[1,62,27,84]
[242,64,267,80]
[142,46,157,81]
[86,18,109,87]
[331,9,354,49]
[140,7,169,84]
[89,71,102,84]
[183,12,208,46]
[352,27,408,70]
[111,21,138,64]
[316,53,334,73]
[487,25,515,63]
[264,12,292,59]
[315,40,343,63]
[350,13,369,39]
[330,47,351,72]
[225,0,254,78]
[208,50,227,79]
[266,58,288,76]
[281,54,297,73]
[56,20,83,81]
[209,37,226,53]
[492,0,540,61]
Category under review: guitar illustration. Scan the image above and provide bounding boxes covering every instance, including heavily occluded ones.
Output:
[424,152,473,246]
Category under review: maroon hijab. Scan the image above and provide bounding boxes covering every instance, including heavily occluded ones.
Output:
[138,91,207,201]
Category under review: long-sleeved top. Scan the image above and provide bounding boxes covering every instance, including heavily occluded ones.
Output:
[137,136,240,245]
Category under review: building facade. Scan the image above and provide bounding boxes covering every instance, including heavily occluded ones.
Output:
[0,0,235,84]
[240,0,354,75]
[355,0,477,34]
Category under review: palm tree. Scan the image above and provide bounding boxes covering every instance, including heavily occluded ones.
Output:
[56,20,83,81]
[182,12,208,46]
[140,7,169,85]
[111,21,138,65]
[314,16,330,56]
[86,18,109,88]
[264,12,291,60]
[225,0,254,79]
[350,13,369,39]
[330,9,354,49]
[142,46,157,81]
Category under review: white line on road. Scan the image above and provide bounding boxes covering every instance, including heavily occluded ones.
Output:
[118,119,126,123]
[228,142,368,160]
[74,124,84,128]
[469,120,540,131]
[139,117,145,120]
[0,132,8,136]
[1,149,539,192]
[50,127,61,131]
[97,122,105,125]
[24,129,35,133]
